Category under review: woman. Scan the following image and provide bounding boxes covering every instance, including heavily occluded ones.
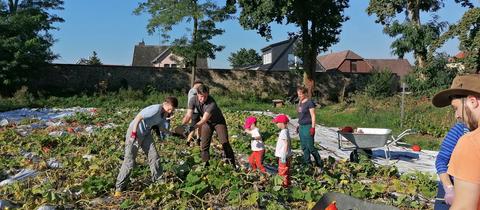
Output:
[296,86,322,167]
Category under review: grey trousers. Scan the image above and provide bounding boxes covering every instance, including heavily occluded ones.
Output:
[115,127,162,191]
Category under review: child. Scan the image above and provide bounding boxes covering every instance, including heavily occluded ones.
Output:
[114,96,178,197]
[272,114,292,187]
[244,116,266,173]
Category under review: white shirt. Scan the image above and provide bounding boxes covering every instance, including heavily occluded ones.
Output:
[275,129,292,158]
[247,128,264,151]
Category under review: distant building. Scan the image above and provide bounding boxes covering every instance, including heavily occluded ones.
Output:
[446,51,465,71]
[247,39,411,76]
[131,41,208,68]
[318,50,412,77]
[246,38,324,71]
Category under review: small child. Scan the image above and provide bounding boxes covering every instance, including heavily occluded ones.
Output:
[272,114,292,187]
[244,116,266,173]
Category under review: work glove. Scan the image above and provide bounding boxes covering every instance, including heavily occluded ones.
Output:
[309,127,315,136]
[444,185,454,205]
[280,156,287,164]
[182,125,195,137]
[130,131,137,139]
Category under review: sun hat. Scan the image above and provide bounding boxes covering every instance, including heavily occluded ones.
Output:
[432,74,480,107]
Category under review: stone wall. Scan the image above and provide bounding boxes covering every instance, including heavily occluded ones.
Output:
[28,64,391,101]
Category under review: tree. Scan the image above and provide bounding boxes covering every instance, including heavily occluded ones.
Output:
[134,0,235,86]
[237,0,349,97]
[0,0,64,93]
[367,0,473,68]
[405,53,457,96]
[77,51,103,65]
[228,48,261,68]
[431,7,480,73]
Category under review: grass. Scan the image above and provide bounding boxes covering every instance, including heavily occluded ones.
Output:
[0,89,450,150]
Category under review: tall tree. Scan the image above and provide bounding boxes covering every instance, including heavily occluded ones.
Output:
[0,0,64,93]
[228,48,261,68]
[367,0,473,68]
[431,7,480,73]
[134,0,235,86]
[237,0,349,96]
[77,51,103,65]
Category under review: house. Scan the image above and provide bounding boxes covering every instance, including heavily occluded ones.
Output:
[446,51,465,71]
[131,41,208,68]
[317,50,371,73]
[317,50,412,77]
[247,38,324,71]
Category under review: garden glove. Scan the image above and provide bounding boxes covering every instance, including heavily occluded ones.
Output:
[444,185,454,205]
[280,156,287,164]
[183,125,195,137]
[130,131,137,139]
[309,127,315,136]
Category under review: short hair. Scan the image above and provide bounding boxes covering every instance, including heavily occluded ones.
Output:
[297,86,308,94]
[165,96,178,108]
[193,80,203,85]
[197,84,209,95]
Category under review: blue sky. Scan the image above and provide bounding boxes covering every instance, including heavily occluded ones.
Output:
[51,1,477,68]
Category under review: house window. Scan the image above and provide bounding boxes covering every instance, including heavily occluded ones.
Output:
[351,61,357,72]
[171,64,177,68]
[288,53,303,69]
[263,52,272,64]
[164,64,170,68]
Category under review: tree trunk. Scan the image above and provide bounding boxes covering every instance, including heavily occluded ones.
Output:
[191,16,198,87]
[300,20,315,98]
[407,0,427,68]
[8,0,19,13]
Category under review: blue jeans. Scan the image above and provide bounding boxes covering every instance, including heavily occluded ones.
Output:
[160,120,170,139]
[434,181,450,210]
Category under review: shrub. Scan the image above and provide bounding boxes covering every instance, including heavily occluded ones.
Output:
[363,69,397,98]
[405,54,458,96]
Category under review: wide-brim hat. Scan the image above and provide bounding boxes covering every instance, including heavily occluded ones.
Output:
[432,74,480,107]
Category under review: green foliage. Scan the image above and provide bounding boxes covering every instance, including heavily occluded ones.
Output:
[367,0,471,67]
[238,0,349,88]
[405,53,458,96]
[0,93,440,209]
[0,0,64,94]
[133,0,234,84]
[431,7,480,73]
[363,69,397,98]
[77,51,103,65]
[228,48,262,68]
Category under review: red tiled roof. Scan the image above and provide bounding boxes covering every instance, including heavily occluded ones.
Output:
[365,59,412,77]
[317,50,364,70]
[455,51,465,59]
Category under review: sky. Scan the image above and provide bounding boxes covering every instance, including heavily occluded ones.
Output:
[50,1,478,68]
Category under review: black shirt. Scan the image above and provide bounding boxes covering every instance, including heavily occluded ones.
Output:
[188,95,226,124]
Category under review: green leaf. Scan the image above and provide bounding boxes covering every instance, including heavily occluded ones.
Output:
[291,187,304,200]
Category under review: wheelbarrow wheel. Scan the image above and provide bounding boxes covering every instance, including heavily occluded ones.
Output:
[350,150,359,163]
[350,149,373,163]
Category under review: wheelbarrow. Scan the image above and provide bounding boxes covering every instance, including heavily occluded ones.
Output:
[311,192,399,210]
[337,128,415,162]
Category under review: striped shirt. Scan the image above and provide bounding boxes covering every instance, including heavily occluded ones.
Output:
[435,123,469,174]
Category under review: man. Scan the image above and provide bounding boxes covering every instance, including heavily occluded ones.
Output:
[432,74,480,209]
[187,80,203,144]
[114,96,178,197]
[182,84,236,167]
